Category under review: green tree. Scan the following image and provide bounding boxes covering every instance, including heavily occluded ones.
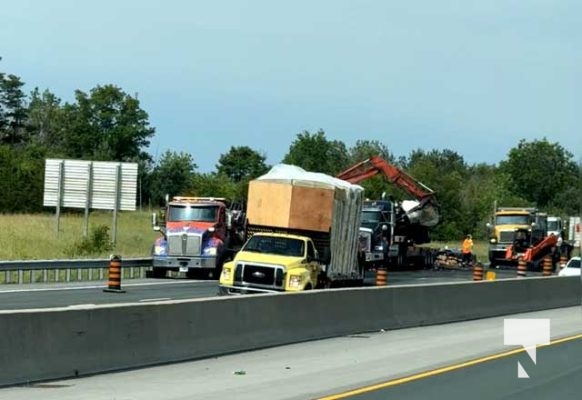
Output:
[547,159,582,216]
[0,143,46,212]
[59,85,155,162]
[403,149,468,239]
[149,150,197,205]
[347,139,396,199]
[26,88,65,151]
[499,138,578,208]
[460,163,531,239]
[0,69,27,145]
[190,172,239,200]
[349,139,393,163]
[216,146,269,182]
[282,130,350,175]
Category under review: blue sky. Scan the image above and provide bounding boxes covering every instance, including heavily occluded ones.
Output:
[2,0,580,171]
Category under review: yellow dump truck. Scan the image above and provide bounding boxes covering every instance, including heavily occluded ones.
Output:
[218,164,364,294]
[486,207,548,268]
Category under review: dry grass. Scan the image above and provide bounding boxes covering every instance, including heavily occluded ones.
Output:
[0,211,491,263]
[0,211,158,260]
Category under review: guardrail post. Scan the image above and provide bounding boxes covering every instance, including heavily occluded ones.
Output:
[0,257,152,285]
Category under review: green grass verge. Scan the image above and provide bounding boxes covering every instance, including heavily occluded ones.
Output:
[0,211,158,260]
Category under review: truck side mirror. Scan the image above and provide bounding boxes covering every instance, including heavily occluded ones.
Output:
[226,212,233,230]
[152,212,157,228]
[486,222,491,229]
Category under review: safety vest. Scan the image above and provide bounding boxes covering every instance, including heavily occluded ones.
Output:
[462,239,473,254]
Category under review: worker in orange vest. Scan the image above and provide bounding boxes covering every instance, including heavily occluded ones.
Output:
[462,234,474,266]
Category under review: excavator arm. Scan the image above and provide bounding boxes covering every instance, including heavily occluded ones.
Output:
[337,155,440,227]
[337,155,435,201]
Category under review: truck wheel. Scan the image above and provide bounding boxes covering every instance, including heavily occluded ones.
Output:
[152,268,166,279]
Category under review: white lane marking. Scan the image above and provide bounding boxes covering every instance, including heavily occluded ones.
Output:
[67,304,98,308]
[139,298,172,302]
[0,280,210,294]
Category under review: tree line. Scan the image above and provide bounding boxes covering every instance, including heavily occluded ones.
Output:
[1,62,581,240]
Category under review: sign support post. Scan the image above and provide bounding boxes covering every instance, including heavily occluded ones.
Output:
[55,160,64,234]
[112,164,122,246]
[83,162,93,237]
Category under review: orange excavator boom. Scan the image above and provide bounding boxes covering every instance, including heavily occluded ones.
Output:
[337,155,435,201]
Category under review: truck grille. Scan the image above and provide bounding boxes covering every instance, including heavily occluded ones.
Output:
[359,231,372,253]
[167,233,202,256]
[234,263,284,288]
[499,231,515,244]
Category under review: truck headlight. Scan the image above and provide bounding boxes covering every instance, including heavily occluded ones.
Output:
[490,238,497,244]
[203,247,217,256]
[221,268,231,280]
[154,245,167,255]
[289,275,302,288]
[374,245,384,251]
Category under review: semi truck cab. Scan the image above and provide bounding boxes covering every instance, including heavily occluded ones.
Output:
[218,232,322,294]
[151,197,229,278]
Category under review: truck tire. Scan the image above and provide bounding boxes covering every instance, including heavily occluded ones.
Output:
[152,268,166,279]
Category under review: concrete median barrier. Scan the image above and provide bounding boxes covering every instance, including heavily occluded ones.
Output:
[0,276,580,387]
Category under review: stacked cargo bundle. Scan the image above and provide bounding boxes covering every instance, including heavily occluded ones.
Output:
[248,164,363,278]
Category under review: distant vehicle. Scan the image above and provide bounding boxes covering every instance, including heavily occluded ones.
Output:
[547,216,563,238]
[558,257,580,277]
[486,206,558,270]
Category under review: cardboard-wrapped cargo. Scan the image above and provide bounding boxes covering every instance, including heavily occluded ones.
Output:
[247,180,335,232]
[247,164,364,278]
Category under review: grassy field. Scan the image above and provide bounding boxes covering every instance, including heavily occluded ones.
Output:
[0,210,491,262]
[0,211,158,260]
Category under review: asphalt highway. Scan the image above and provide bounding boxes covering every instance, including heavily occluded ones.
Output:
[335,336,582,400]
[0,269,525,310]
[1,306,579,400]
[0,280,219,310]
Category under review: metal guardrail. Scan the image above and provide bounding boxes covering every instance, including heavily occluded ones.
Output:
[0,257,153,285]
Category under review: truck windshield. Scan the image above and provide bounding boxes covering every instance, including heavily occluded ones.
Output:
[496,215,530,225]
[244,236,305,257]
[361,210,382,222]
[168,205,218,222]
[547,220,560,231]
